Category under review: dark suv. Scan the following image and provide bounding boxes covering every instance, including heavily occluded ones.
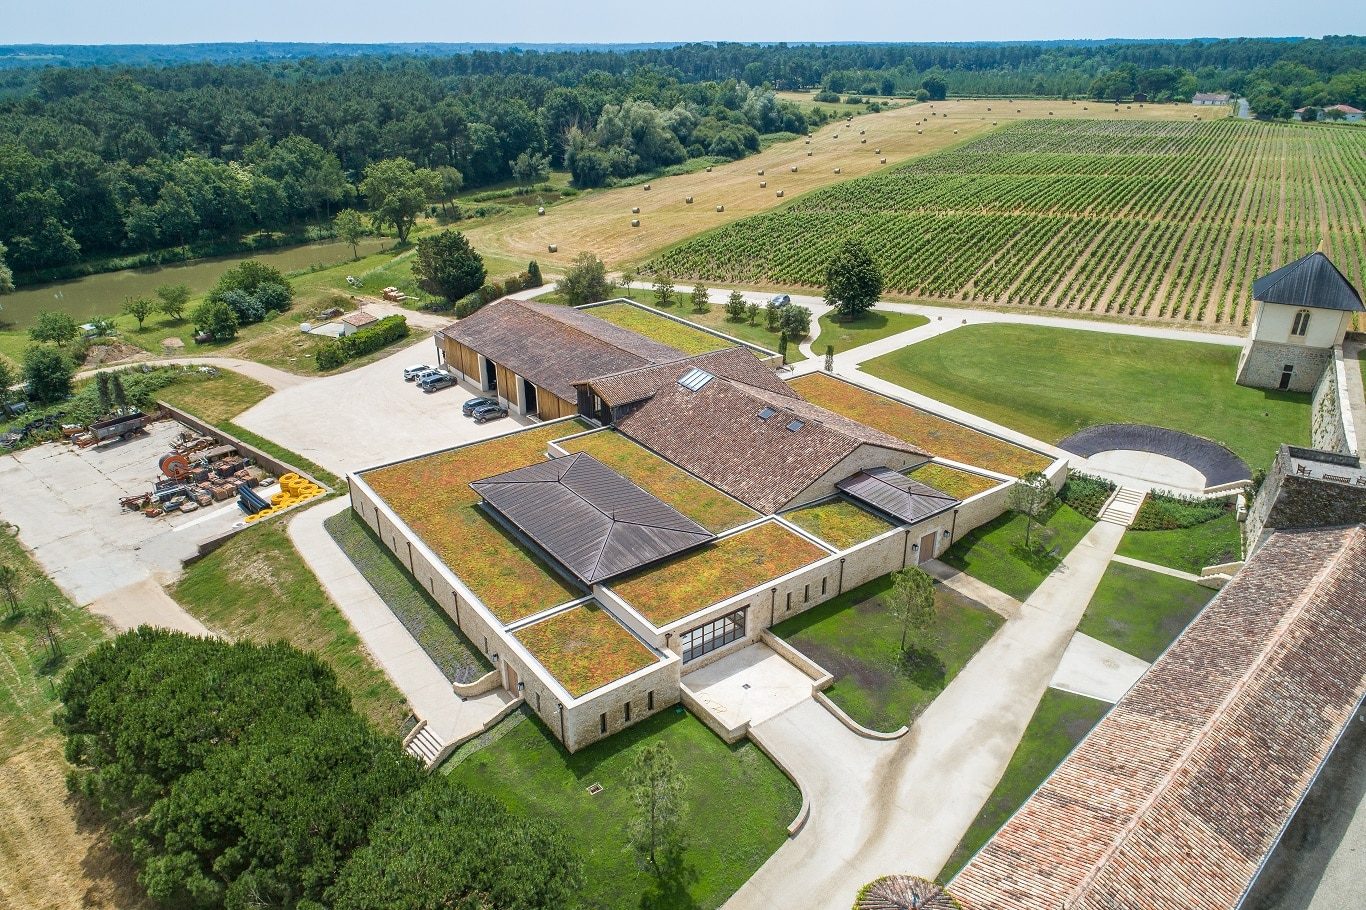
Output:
[462,396,500,416]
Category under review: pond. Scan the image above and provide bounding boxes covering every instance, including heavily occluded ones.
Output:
[0,236,393,330]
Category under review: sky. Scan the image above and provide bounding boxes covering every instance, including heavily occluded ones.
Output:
[4,0,1362,45]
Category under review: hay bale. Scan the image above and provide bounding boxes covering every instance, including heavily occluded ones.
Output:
[760,180,767,188]
[631,219,640,227]
[705,165,712,172]
[716,204,725,212]
[776,190,784,197]
[807,150,813,156]
[791,165,798,172]
[632,206,640,214]
[859,128,865,135]
[833,167,841,174]
[875,148,880,153]
[537,206,545,216]
[953,129,958,134]
[757,168,764,176]
[685,195,694,204]
[861,138,867,143]
[548,244,557,253]
[917,129,923,134]
[644,183,651,190]
[880,157,887,164]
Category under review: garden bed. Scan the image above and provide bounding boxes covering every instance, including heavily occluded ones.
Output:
[515,602,657,698]
[782,498,893,549]
[910,463,1001,499]
[1058,472,1116,521]
[1077,562,1213,662]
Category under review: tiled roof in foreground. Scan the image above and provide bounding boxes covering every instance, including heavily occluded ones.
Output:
[951,524,1366,910]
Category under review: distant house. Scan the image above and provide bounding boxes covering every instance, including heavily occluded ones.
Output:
[1326,103,1364,122]
[1294,104,1364,122]
[339,311,378,336]
[1192,92,1231,105]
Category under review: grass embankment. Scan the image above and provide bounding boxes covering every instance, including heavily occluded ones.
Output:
[445,707,800,910]
[782,499,893,549]
[1078,563,1213,662]
[1116,511,1241,575]
[814,309,928,354]
[862,325,1308,470]
[910,463,1001,499]
[324,510,490,684]
[171,522,407,731]
[774,574,1003,732]
[940,688,1111,880]
[941,503,1094,601]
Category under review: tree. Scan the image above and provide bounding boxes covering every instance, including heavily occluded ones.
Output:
[360,158,440,245]
[122,296,155,331]
[779,304,812,341]
[28,601,61,659]
[745,301,761,325]
[433,166,464,214]
[0,240,13,295]
[22,345,72,404]
[509,151,551,190]
[110,373,128,413]
[778,334,789,362]
[190,299,239,341]
[329,777,581,910]
[627,742,685,868]
[690,284,711,314]
[333,208,366,260]
[653,275,675,308]
[886,566,936,653]
[825,344,834,371]
[556,252,614,307]
[526,260,544,288]
[412,230,486,302]
[28,311,79,346]
[211,260,293,303]
[1009,470,1056,549]
[765,297,781,330]
[95,371,113,413]
[155,284,190,322]
[0,564,20,620]
[0,359,16,415]
[825,240,883,321]
[725,290,747,321]
[921,75,948,101]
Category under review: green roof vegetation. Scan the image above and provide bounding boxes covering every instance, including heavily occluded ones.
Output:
[585,301,733,356]
[515,602,657,698]
[910,462,1001,499]
[782,499,894,549]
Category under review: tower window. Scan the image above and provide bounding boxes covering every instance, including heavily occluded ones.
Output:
[1291,309,1311,337]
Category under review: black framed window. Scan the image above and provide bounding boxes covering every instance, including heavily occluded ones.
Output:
[680,608,747,662]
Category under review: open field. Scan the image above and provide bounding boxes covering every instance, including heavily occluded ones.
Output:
[1078,563,1213,662]
[155,369,272,424]
[652,117,1366,328]
[515,602,657,697]
[461,100,1207,273]
[862,324,1309,470]
[445,707,801,910]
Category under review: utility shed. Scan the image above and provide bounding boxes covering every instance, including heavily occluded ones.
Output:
[471,452,714,585]
[836,466,959,524]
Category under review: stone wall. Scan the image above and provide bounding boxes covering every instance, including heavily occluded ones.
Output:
[1245,445,1366,552]
[1310,347,1355,456]
[1236,340,1331,393]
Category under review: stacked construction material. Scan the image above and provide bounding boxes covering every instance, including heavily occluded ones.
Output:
[242,473,325,523]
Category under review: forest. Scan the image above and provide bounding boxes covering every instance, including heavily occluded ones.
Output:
[0,36,1362,280]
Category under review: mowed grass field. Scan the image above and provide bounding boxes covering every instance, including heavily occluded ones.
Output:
[462,100,1205,273]
[863,324,1309,470]
[652,116,1366,328]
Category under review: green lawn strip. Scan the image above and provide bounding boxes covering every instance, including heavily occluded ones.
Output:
[1077,563,1214,662]
[910,463,1001,499]
[586,301,734,356]
[170,521,408,732]
[558,430,757,533]
[0,527,109,757]
[1116,511,1242,575]
[773,574,1003,732]
[814,309,928,354]
[155,369,273,425]
[939,689,1111,881]
[514,602,657,698]
[941,503,1094,601]
[861,324,1308,472]
[216,420,343,491]
[444,706,801,910]
[781,499,893,549]
[323,510,491,684]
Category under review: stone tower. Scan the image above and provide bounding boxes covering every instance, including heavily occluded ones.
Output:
[1236,251,1363,392]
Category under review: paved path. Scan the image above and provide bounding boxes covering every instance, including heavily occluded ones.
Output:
[725,520,1127,908]
[1341,342,1366,457]
[1049,631,1151,703]
[1111,553,1203,582]
[288,498,513,744]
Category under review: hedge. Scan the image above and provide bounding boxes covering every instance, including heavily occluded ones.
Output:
[315,315,409,370]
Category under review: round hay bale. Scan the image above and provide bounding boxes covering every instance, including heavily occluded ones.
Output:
[632,206,640,214]
[631,219,640,227]
[1017,109,1022,113]
[805,138,811,144]
[705,165,712,172]
[853,875,961,910]
[917,129,923,134]
[992,121,997,126]
[537,206,545,216]
[807,150,813,156]
[875,148,881,153]
[834,167,841,174]
[953,129,958,134]
[776,190,784,197]
[791,165,798,172]
[716,204,724,212]
[859,128,865,135]
[880,157,887,164]
[548,244,558,253]
[686,195,694,204]
[861,138,867,143]
[757,168,765,176]
[987,106,991,111]
[644,183,651,191]
[760,181,767,188]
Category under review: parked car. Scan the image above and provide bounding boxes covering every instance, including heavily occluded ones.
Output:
[769,294,791,308]
[403,364,432,381]
[419,373,455,392]
[471,404,509,423]
[462,396,500,416]
[410,368,443,385]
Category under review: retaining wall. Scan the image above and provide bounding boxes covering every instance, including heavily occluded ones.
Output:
[1310,346,1356,456]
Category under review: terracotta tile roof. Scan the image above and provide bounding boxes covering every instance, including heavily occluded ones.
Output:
[951,524,1366,910]
[438,299,684,400]
[579,346,799,407]
[341,310,379,326]
[616,375,928,513]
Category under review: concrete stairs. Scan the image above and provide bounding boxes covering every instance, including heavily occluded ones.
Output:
[1098,486,1146,527]
[403,721,445,767]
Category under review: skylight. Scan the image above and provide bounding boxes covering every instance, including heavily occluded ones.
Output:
[678,368,714,392]
[758,407,777,420]
[786,419,805,432]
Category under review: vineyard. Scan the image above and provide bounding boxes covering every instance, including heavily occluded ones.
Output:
[649,119,1366,326]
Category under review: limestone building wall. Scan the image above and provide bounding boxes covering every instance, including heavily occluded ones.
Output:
[1236,340,1331,392]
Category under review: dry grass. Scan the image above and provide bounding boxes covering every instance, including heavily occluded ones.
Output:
[461,99,1214,272]
[556,429,757,533]
[584,302,732,355]
[610,521,827,627]
[362,422,591,623]
[789,372,1051,477]
[515,602,657,698]
[910,463,1003,499]
[782,499,893,550]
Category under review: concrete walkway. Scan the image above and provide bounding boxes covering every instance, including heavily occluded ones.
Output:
[725,520,1127,908]
[922,559,1023,619]
[1049,631,1151,703]
[1342,341,1366,457]
[288,498,513,744]
[1111,553,1203,582]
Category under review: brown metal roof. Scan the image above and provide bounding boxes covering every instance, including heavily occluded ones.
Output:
[1252,251,1364,312]
[837,466,958,525]
[579,346,799,408]
[439,299,685,401]
[951,524,1366,910]
[470,452,713,585]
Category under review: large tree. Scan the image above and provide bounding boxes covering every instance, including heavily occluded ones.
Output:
[556,252,614,307]
[627,742,685,869]
[190,299,239,341]
[1009,471,1056,549]
[360,158,441,245]
[886,566,936,653]
[332,208,366,260]
[411,230,486,302]
[825,240,883,321]
[122,295,155,331]
[22,345,73,404]
[28,310,80,346]
[155,284,191,322]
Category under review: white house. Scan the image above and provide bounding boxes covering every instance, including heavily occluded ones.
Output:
[1192,92,1232,106]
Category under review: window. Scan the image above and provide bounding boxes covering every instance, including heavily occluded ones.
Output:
[647,690,655,711]
[1291,309,1311,337]
[821,576,828,595]
[680,608,747,662]
[624,702,631,722]
[785,591,792,612]
[803,583,810,603]
[600,712,607,734]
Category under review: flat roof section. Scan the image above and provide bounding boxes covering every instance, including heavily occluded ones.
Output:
[837,466,959,525]
[514,601,659,699]
[472,452,714,585]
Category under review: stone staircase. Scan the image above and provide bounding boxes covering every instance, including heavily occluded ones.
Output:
[403,721,445,768]
[1098,486,1147,526]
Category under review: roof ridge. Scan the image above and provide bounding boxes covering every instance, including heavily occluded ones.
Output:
[1066,526,1363,907]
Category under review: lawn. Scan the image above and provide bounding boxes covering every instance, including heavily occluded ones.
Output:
[940,688,1111,880]
[1077,563,1213,662]
[361,421,591,624]
[170,521,408,732]
[862,324,1309,471]
[156,369,272,425]
[814,309,928,354]
[789,372,1051,477]
[444,707,801,910]
[610,521,828,627]
[1116,510,1242,575]
[515,602,658,698]
[773,574,1004,732]
[782,498,893,549]
[910,462,1001,499]
[583,300,736,356]
[940,503,1094,601]
[557,429,758,533]
[324,510,491,684]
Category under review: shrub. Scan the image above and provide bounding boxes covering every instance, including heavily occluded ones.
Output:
[191,299,239,341]
[316,315,410,370]
[814,90,841,103]
[1131,492,1232,531]
[454,293,485,318]
[1059,472,1115,520]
